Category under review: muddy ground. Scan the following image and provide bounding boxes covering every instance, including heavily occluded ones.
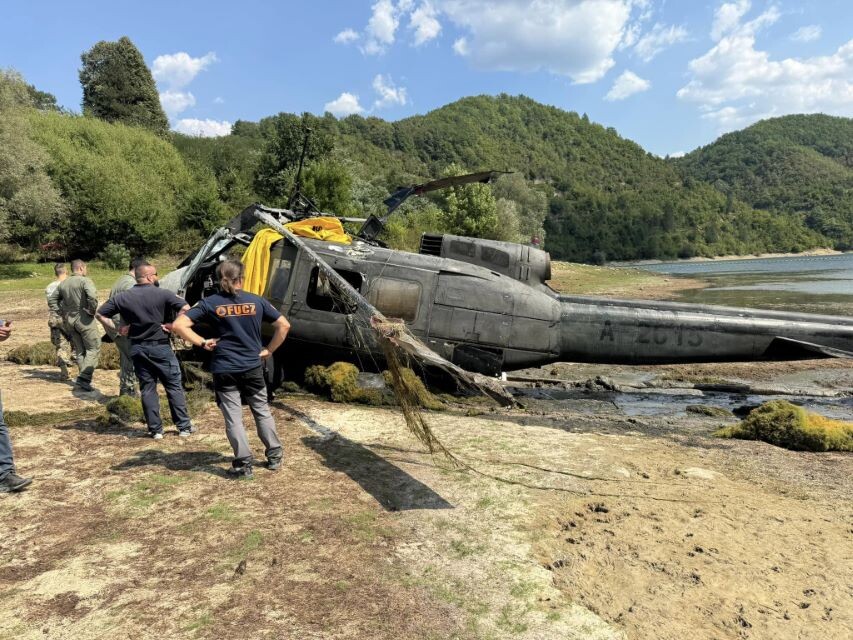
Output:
[1,284,851,639]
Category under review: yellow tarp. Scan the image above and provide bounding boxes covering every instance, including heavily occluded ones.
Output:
[240,217,353,295]
[241,228,282,295]
[284,217,352,244]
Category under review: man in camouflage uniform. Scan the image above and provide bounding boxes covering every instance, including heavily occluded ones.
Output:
[45,263,74,381]
[107,258,148,396]
[48,259,100,392]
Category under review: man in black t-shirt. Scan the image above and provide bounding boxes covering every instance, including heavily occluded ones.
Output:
[96,264,194,439]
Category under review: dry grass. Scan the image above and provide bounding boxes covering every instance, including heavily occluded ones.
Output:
[715,400,853,451]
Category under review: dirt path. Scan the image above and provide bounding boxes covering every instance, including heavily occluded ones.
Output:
[2,288,852,639]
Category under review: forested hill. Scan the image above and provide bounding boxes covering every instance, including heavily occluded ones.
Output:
[4,57,848,263]
[674,114,853,250]
[321,95,827,261]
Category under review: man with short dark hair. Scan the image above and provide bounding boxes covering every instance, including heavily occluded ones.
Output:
[45,263,73,380]
[0,320,33,493]
[107,257,149,396]
[96,263,194,439]
[48,259,100,392]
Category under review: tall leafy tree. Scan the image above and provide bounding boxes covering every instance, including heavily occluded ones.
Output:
[79,37,168,136]
[0,70,66,246]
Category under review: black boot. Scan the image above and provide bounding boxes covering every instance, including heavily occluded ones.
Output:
[226,461,254,479]
[266,447,283,471]
[0,472,33,493]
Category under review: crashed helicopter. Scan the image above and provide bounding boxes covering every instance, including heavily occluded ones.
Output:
[161,170,853,393]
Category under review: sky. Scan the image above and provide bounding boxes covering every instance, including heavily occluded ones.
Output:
[1,0,851,156]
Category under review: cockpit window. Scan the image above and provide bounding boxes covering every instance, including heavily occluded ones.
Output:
[306,267,363,313]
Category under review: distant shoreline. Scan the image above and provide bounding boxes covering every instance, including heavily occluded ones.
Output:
[613,248,847,267]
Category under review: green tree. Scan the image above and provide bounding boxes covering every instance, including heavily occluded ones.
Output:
[254,113,335,202]
[79,37,168,135]
[0,70,67,246]
[437,163,500,238]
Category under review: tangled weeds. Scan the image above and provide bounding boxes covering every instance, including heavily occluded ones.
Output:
[715,400,853,451]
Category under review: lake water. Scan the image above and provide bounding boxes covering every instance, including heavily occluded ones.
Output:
[632,253,853,316]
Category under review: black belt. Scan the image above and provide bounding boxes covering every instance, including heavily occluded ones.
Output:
[133,338,171,345]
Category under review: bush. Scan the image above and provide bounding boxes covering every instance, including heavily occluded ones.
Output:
[98,243,131,270]
[714,400,853,452]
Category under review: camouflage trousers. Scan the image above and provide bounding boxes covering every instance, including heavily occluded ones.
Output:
[50,324,74,380]
[113,335,138,395]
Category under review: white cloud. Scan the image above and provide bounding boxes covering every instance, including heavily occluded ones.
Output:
[634,23,688,61]
[453,37,469,56]
[334,28,360,44]
[710,0,750,41]
[678,4,853,131]
[605,70,650,100]
[790,25,822,43]
[363,0,406,54]
[373,74,408,108]
[152,51,218,89]
[159,90,196,117]
[213,96,224,104]
[668,150,685,158]
[173,118,232,137]
[441,0,632,83]
[324,92,365,117]
[410,2,441,45]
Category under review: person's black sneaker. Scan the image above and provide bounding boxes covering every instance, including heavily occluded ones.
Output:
[0,473,33,493]
[226,464,253,479]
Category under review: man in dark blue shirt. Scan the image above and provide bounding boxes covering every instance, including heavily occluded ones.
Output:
[173,259,290,478]
[96,264,194,439]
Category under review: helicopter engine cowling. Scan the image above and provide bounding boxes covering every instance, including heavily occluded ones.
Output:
[419,234,551,287]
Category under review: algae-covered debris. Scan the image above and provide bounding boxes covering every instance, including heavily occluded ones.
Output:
[6,340,120,370]
[687,405,734,418]
[304,362,444,410]
[714,400,853,452]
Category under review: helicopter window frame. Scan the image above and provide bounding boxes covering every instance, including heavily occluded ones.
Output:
[367,277,421,323]
[306,266,363,314]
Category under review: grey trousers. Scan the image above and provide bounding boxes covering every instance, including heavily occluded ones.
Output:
[213,366,281,465]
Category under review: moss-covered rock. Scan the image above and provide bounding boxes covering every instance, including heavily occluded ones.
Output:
[6,341,56,365]
[687,404,734,418]
[106,395,145,423]
[304,362,443,409]
[6,340,120,370]
[714,400,853,452]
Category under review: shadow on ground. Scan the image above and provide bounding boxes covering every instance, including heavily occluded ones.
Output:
[273,399,453,512]
[111,449,232,478]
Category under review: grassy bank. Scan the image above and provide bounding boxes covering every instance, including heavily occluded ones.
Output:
[0,256,180,293]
